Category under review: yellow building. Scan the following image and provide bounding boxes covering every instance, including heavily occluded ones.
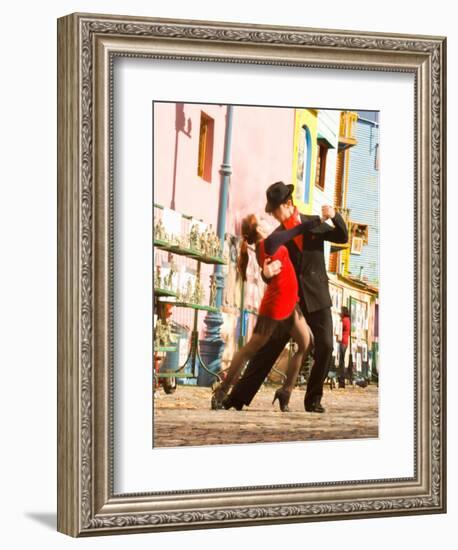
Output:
[328,111,358,275]
[291,109,318,214]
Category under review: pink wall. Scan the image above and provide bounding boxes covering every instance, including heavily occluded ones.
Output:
[154,102,296,343]
[227,105,295,236]
[153,102,295,235]
[153,102,227,228]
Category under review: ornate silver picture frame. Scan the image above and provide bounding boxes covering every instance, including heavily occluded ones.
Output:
[57,12,446,536]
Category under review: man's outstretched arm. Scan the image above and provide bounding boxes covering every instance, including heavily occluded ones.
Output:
[323,211,349,244]
[309,206,348,244]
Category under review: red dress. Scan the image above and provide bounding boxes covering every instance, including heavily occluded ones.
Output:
[256,239,299,320]
[250,218,322,338]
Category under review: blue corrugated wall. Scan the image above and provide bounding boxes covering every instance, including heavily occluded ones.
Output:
[346,117,380,284]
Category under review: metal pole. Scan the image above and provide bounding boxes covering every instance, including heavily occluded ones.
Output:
[198,105,234,386]
[215,104,234,307]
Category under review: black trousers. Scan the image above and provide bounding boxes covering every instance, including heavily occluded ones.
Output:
[338,342,347,387]
[230,305,334,407]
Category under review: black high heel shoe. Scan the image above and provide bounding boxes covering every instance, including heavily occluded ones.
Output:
[210,382,229,410]
[272,388,291,412]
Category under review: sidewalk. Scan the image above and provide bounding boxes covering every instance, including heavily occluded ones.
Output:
[153,384,378,447]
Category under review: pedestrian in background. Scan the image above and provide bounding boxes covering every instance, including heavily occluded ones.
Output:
[338,306,351,388]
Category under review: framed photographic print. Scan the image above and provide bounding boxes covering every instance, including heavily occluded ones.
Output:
[57,12,446,536]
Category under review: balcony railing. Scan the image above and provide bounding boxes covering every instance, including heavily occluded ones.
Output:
[338,111,358,150]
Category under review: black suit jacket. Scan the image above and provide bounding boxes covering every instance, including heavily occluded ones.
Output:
[264,212,348,314]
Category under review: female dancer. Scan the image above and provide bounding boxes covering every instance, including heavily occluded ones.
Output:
[211,213,322,412]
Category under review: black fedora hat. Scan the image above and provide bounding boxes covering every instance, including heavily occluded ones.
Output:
[265,181,295,213]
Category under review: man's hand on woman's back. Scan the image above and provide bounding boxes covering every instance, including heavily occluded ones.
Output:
[263,258,282,279]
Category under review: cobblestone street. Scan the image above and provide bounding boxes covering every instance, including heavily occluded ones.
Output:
[153,383,378,447]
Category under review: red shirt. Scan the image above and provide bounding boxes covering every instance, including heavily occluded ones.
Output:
[256,239,299,320]
[341,316,350,346]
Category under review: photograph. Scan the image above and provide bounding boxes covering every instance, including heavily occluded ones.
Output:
[153,102,380,447]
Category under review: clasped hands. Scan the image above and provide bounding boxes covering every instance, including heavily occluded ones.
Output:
[262,205,336,279]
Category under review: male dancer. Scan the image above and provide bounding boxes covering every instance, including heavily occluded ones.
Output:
[224,181,348,413]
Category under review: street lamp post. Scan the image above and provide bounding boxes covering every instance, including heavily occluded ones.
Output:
[198,105,234,386]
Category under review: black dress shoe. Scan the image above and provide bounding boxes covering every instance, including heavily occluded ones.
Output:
[222,395,244,411]
[304,396,325,413]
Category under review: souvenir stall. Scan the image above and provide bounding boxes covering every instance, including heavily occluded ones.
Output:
[153,204,226,392]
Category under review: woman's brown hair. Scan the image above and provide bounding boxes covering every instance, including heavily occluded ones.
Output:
[237,214,259,282]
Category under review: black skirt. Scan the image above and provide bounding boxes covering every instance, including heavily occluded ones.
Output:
[252,303,304,341]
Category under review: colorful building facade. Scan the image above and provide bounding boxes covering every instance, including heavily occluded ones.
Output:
[291,109,318,214]
[325,111,380,377]
[345,113,380,284]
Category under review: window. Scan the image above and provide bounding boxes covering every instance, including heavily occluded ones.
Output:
[350,222,369,254]
[296,125,312,203]
[315,139,330,191]
[351,237,364,255]
[197,112,214,182]
[351,222,369,243]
